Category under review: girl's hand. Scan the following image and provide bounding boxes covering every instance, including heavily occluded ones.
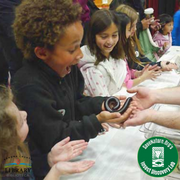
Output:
[44,160,95,179]
[48,137,88,167]
[55,160,95,175]
[137,64,160,77]
[163,42,169,50]
[140,65,161,81]
[136,64,150,77]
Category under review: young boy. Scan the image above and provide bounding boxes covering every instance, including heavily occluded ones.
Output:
[12,0,133,179]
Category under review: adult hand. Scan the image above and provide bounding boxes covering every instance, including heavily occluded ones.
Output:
[48,137,88,167]
[141,18,151,30]
[123,109,155,127]
[44,160,95,179]
[127,87,155,110]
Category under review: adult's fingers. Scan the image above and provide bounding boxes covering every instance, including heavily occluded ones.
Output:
[115,95,127,100]
[123,118,138,127]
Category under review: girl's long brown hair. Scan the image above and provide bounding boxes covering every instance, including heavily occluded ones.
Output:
[116,4,144,68]
[0,86,30,171]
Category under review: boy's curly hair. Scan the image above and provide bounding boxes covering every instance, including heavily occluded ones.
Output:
[13,0,82,60]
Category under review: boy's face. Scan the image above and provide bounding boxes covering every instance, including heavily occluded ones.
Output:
[44,21,84,77]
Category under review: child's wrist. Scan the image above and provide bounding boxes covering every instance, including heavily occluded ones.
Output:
[139,75,146,82]
[47,152,54,167]
[44,164,62,180]
[138,76,143,83]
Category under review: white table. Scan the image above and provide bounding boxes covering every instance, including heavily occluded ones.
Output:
[61,46,180,180]
[158,46,180,63]
[61,126,146,180]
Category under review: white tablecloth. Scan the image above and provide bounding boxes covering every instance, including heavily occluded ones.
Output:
[61,126,145,180]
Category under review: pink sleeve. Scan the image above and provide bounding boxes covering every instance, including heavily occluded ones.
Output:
[124,75,134,89]
[124,60,136,89]
[131,69,136,79]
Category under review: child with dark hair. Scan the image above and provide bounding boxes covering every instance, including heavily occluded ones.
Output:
[78,9,127,96]
[153,14,174,59]
[12,0,133,179]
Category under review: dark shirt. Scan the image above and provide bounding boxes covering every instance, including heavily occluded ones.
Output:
[12,59,105,178]
[131,47,161,70]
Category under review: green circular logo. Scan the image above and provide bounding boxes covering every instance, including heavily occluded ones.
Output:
[138,136,178,177]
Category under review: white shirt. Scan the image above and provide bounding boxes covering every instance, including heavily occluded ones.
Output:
[78,45,127,96]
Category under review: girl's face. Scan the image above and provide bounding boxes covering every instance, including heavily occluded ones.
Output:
[8,102,29,142]
[95,23,119,58]
[44,21,84,78]
[126,22,132,39]
[130,19,137,37]
[162,21,174,35]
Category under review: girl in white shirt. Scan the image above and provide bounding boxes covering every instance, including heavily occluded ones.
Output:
[78,9,130,96]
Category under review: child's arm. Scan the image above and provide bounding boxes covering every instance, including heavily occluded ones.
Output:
[44,161,94,180]
[124,64,148,88]
[44,136,94,180]
[124,65,161,88]
[134,65,161,85]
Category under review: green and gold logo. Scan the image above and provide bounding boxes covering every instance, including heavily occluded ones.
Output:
[138,136,178,177]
